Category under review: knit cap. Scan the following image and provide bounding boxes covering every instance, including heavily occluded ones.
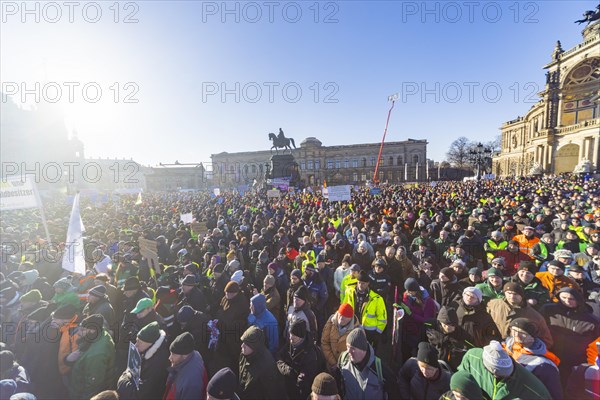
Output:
[294,285,309,301]
[290,319,308,339]
[137,321,161,343]
[450,370,483,400]
[509,318,538,337]
[346,328,369,352]
[230,270,244,284]
[53,276,72,290]
[503,282,524,297]
[440,267,456,281]
[338,303,354,319]
[291,269,302,279]
[486,267,502,278]
[437,306,458,326]
[207,368,238,399]
[177,305,195,324]
[404,277,420,292]
[20,290,41,304]
[463,287,483,304]
[482,340,514,377]
[88,285,107,299]
[224,281,240,293]
[170,332,195,355]
[241,326,264,351]
[264,274,275,287]
[417,342,440,368]
[311,373,338,396]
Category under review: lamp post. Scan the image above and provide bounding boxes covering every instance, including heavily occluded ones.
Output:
[468,143,492,180]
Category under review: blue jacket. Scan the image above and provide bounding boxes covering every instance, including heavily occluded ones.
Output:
[304,274,328,310]
[248,294,279,355]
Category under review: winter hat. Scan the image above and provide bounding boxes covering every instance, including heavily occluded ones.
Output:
[357,270,370,283]
[346,328,369,352]
[213,263,226,274]
[131,298,153,314]
[486,267,502,278]
[294,285,309,301]
[291,269,302,279]
[124,277,141,291]
[230,270,244,284]
[53,276,72,290]
[463,287,483,304]
[417,342,440,368]
[509,318,538,337]
[468,268,482,277]
[170,332,195,355]
[450,370,483,400]
[224,281,240,294]
[304,263,316,272]
[338,303,354,319]
[207,368,238,399]
[20,290,41,304]
[437,306,458,326]
[440,267,456,281]
[10,392,37,400]
[548,260,565,270]
[503,282,524,297]
[311,373,339,396]
[518,261,536,272]
[404,277,420,292]
[88,285,107,299]
[181,275,197,286]
[0,380,16,399]
[81,314,104,331]
[290,319,308,339]
[137,321,161,343]
[491,257,505,266]
[241,326,264,351]
[177,305,195,324]
[350,264,361,272]
[263,274,275,287]
[51,304,77,320]
[22,270,39,286]
[482,340,514,377]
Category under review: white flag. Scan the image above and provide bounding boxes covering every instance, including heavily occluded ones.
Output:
[180,213,193,224]
[62,193,86,274]
[135,191,142,205]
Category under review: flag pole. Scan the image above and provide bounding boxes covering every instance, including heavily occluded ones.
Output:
[373,93,398,183]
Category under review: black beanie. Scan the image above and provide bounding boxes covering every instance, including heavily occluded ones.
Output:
[290,319,308,339]
[440,267,456,281]
[170,332,195,355]
[81,314,104,332]
[357,270,370,283]
[207,367,237,399]
[404,277,420,292]
[509,318,538,337]
[417,342,440,368]
[437,306,458,326]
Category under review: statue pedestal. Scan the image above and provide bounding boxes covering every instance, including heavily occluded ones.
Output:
[269,154,300,186]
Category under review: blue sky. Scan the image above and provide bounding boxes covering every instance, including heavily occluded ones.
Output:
[1,1,593,166]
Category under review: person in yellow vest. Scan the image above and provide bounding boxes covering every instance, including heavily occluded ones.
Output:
[512,226,540,258]
[300,246,316,274]
[342,271,387,350]
[339,264,361,302]
[484,231,508,263]
[532,233,556,268]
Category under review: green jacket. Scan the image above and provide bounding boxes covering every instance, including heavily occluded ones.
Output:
[458,348,550,400]
[70,329,115,399]
[475,281,504,303]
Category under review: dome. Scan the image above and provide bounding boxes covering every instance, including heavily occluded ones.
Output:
[300,137,322,147]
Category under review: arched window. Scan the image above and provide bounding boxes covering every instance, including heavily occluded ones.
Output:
[388,156,394,166]
[412,154,419,164]
[397,156,404,165]
[361,158,367,167]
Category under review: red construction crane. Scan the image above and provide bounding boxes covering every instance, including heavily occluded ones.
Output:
[373,93,398,183]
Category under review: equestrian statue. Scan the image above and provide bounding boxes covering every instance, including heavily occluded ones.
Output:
[268,128,296,154]
[575,3,600,25]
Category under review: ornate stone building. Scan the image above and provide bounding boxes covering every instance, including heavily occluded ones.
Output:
[493,22,600,176]
[210,137,428,187]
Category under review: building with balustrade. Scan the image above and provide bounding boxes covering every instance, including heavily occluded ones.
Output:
[492,22,599,176]
[210,137,428,187]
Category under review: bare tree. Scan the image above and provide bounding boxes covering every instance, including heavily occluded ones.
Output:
[446,137,471,168]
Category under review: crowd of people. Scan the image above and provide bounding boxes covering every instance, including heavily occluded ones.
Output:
[0,175,599,400]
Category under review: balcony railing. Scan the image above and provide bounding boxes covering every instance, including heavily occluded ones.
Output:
[555,118,599,135]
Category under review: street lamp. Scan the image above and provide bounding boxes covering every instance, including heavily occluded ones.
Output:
[469,143,492,179]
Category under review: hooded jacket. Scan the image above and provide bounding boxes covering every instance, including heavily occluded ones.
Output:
[238,327,285,400]
[455,299,499,348]
[248,294,279,355]
[276,332,320,400]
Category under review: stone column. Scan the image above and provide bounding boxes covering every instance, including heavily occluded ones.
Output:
[593,137,600,171]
